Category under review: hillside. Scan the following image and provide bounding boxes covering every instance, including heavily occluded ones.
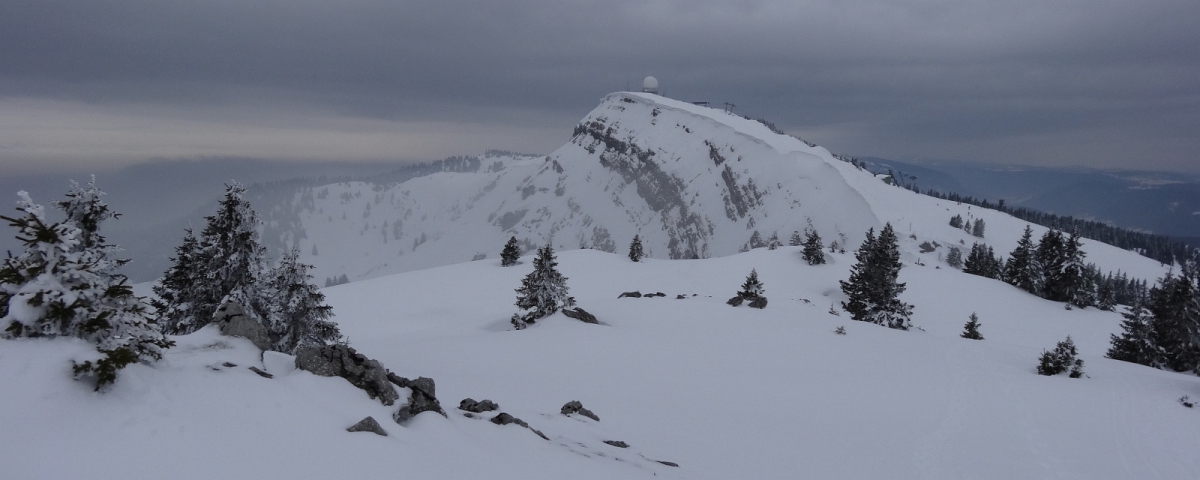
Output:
[4,247,1199,479]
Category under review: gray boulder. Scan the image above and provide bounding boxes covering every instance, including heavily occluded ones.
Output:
[294,344,399,406]
[561,400,600,421]
[603,440,629,448]
[459,398,499,413]
[346,416,388,436]
[389,374,447,423]
[214,301,271,351]
[562,307,598,324]
[618,291,642,298]
[726,296,744,307]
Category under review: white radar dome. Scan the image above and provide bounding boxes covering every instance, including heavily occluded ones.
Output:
[642,76,659,94]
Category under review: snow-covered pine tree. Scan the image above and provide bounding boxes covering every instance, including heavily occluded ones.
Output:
[945,246,963,269]
[949,214,963,229]
[738,269,764,299]
[153,228,201,333]
[1061,231,1094,308]
[628,234,644,262]
[501,236,520,267]
[963,243,988,276]
[1096,273,1117,311]
[801,221,825,265]
[961,312,984,340]
[840,228,877,323]
[1004,225,1042,295]
[1,180,171,390]
[840,224,912,330]
[512,243,575,327]
[157,182,269,335]
[767,232,782,250]
[1106,291,1159,366]
[1147,262,1200,372]
[1037,229,1068,302]
[265,246,340,353]
[972,218,986,238]
[869,224,913,330]
[789,230,803,247]
[1037,336,1084,377]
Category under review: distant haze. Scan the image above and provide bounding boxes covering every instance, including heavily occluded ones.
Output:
[1,0,1199,176]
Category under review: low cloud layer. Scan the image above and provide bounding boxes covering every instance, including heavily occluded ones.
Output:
[2,0,1198,173]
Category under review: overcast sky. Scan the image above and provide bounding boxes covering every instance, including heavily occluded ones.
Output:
[2,0,1198,176]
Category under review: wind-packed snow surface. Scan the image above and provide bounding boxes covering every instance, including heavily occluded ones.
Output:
[3,247,1199,479]
[3,92,1195,479]
[287,92,1168,285]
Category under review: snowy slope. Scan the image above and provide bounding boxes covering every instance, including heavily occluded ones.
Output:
[4,247,1199,479]
[280,92,1167,285]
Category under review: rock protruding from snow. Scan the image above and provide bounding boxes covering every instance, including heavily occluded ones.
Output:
[346,416,388,436]
[748,297,768,309]
[562,307,598,324]
[561,400,599,421]
[618,291,643,298]
[294,344,399,406]
[603,440,629,448]
[214,301,271,351]
[490,413,550,440]
[459,398,499,413]
[389,374,447,423]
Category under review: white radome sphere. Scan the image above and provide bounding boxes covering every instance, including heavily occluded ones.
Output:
[642,76,659,93]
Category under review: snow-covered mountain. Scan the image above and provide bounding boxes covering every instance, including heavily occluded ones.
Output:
[278,92,1166,285]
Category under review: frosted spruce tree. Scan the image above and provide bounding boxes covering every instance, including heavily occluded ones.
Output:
[945,246,963,269]
[961,312,984,340]
[1061,231,1094,308]
[801,221,825,265]
[511,244,574,329]
[265,246,340,353]
[766,232,782,250]
[1036,229,1068,302]
[157,182,269,335]
[789,230,803,247]
[500,236,521,267]
[151,228,200,332]
[1003,226,1042,295]
[971,218,986,238]
[628,234,644,262]
[840,223,912,330]
[1106,292,1158,367]
[1147,262,1200,372]
[1,180,172,390]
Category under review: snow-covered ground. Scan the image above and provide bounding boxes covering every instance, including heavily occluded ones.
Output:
[4,246,1198,479]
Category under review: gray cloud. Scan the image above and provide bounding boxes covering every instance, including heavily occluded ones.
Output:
[2,0,1198,173]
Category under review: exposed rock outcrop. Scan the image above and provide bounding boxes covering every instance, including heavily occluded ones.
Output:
[562,307,598,324]
[389,374,447,423]
[561,400,600,421]
[294,344,400,406]
[346,416,388,436]
[214,301,271,351]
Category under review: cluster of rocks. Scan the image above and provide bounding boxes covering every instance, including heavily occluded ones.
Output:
[727,294,767,309]
[618,291,668,298]
[459,398,499,413]
[561,400,600,421]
